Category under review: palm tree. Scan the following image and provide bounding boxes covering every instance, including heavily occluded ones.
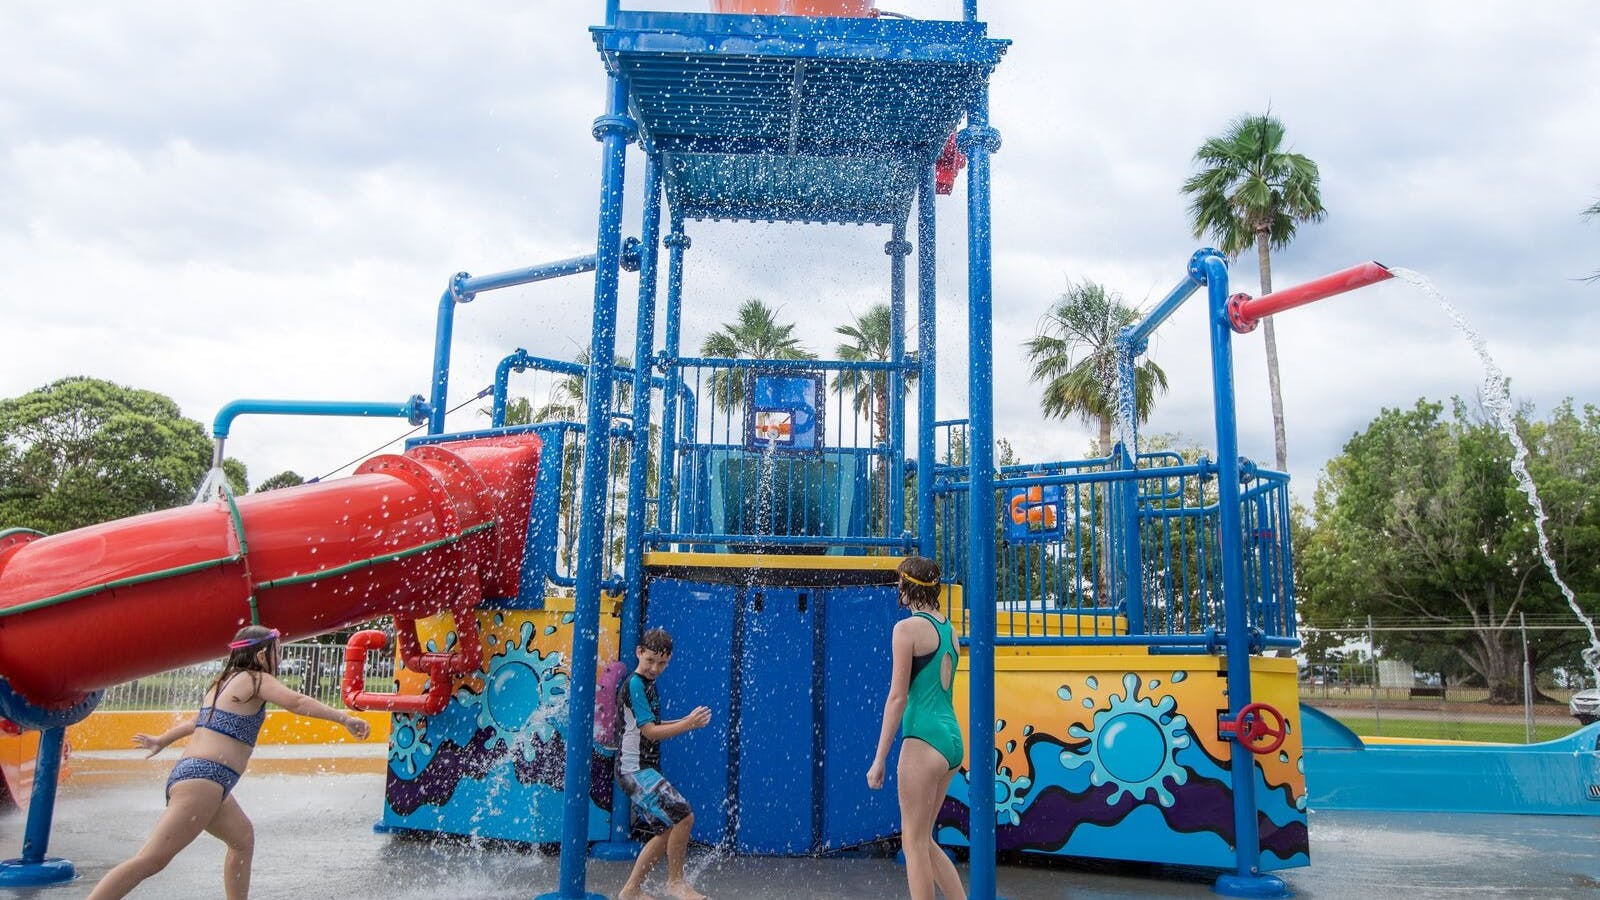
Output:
[1182,112,1326,472]
[1025,280,1168,456]
[832,303,918,449]
[699,298,815,411]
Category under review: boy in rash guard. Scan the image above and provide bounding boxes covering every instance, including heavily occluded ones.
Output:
[616,627,711,900]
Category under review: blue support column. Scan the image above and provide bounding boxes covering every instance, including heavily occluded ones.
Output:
[428,277,468,434]
[959,85,1003,900]
[1198,251,1290,900]
[596,152,664,858]
[886,222,912,543]
[1114,335,1145,635]
[656,216,689,545]
[0,727,75,887]
[542,70,636,900]
[915,164,938,558]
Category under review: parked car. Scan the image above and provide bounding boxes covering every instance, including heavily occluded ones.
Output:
[1571,688,1600,725]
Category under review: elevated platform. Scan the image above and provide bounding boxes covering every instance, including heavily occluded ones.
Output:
[592,11,1009,224]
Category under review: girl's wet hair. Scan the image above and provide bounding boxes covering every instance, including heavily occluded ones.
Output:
[897,556,942,610]
[206,624,280,708]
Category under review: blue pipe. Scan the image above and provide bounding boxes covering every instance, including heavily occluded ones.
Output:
[1126,255,1213,347]
[887,222,911,542]
[613,153,664,846]
[0,727,74,886]
[657,217,689,542]
[427,247,641,435]
[1198,251,1286,898]
[915,163,938,558]
[212,396,429,439]
[456,254,598,298]
[650,532,912,549]
[673,356,914,373]
[958,86,1002,899]
[549,72,634,900]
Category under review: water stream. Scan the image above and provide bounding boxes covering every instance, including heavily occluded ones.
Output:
[1390,267,1600,684]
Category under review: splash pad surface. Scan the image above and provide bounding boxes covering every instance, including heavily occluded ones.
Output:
[28,746,1599,899]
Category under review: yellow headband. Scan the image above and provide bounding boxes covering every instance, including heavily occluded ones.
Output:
[899,571,939,588]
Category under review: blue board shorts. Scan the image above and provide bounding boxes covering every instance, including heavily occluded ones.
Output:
[617,767,692,837]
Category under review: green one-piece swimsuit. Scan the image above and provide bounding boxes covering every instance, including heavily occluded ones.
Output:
[901,610,964,769]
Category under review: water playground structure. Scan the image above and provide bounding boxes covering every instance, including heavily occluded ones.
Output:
[2,3,1598,899]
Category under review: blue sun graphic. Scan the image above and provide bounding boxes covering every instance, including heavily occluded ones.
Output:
[1060,672,1191,806]
[388,711,435,779]
[460,620,572,753]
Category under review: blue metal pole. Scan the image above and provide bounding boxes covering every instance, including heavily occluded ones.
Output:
[0,727,74,886]
[915,163,938,559]
[605,152,664,851]
[959,88,1002,900]
[657,215,689,546]
[887,222,911,542]
[1115,336,1145,635]
[545,71,635,900]
[1198,251,1288,899]
[457,254,599,296]
[428,280,466,434]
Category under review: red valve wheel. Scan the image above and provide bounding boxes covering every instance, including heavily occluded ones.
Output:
[1235,702,1287,755]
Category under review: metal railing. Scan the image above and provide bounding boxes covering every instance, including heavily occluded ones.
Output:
[931,451,1298,647]
[652,357,917,554]
[97,640,393,712]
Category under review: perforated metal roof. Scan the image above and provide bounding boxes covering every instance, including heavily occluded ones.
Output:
[592,12,1008,225]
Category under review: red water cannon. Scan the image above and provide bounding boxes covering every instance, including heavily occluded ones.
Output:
[1227,262,1393,334]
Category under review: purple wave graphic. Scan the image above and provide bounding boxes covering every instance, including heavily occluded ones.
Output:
[387,727,614,817]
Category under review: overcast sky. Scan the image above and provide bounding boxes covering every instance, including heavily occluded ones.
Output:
[3,2,1597,502]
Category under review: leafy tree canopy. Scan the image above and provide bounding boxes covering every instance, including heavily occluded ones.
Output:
[255,470,305,493]
[1298,398,1600,702]
[0,376,247,532]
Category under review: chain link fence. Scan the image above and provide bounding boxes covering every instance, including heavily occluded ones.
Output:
[1298,618,1594,744]
[98,640,393,712]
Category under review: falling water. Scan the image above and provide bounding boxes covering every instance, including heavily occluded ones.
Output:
[1390,267,1600,684]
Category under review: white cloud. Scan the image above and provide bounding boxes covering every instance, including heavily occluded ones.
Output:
[1,1,1596,500]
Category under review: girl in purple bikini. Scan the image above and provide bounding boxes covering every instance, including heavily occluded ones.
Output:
[87,625,369,900]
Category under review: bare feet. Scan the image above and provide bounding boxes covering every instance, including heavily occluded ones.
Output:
[666,881,706,900]
[618,886,659,900]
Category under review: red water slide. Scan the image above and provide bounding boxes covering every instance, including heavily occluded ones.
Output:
[0,432,542,712]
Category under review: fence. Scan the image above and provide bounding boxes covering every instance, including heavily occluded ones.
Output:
[1298,618,1592,744]
[97,640,392,712]
[929,441,1297,647]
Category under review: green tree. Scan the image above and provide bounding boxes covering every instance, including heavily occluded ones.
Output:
[1182,112,1327,472]
[255,470,305,493]
[1298,399,1600,703]
[699,298,815,411]
[0,377,246,532]
[1025,280,1168,456]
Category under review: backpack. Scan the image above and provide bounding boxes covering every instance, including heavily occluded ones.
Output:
[593,661,631,752]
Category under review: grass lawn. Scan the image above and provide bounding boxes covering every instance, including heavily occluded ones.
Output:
[1323,715,1585,744]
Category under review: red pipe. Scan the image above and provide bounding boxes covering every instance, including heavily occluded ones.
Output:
[0,432,542,710]
[342,630,454,715]
[1228,261,1392,333]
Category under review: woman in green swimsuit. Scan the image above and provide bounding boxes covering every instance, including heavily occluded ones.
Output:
[866,556,966,900]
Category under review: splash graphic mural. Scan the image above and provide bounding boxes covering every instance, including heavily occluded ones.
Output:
[382,608,615,843]
[940,659,1308,871]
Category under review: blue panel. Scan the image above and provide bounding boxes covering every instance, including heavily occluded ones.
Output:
[822,585,902,848]
[650,579,737,845]
[591,11,1009,225]
[735,586,816,854]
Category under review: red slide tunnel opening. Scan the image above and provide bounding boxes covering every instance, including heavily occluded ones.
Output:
[0,432,543,713]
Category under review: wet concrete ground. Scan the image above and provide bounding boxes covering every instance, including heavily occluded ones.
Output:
[5,745,1597,899]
